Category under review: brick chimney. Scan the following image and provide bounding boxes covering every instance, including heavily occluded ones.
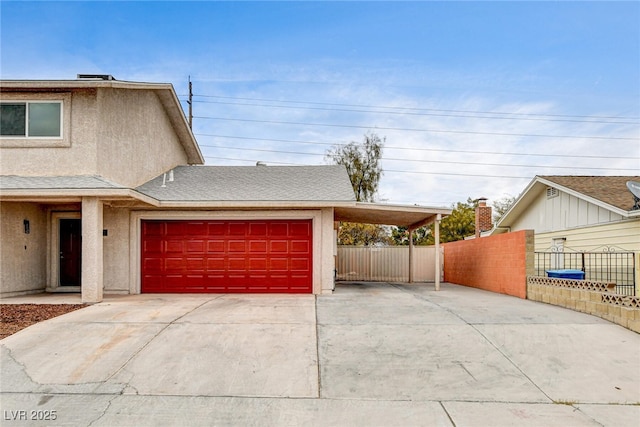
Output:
[475,197,492,238]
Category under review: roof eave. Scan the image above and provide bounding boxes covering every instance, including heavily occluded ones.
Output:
[494,176,539,229]
[154,200,356,209]
[0,189,160,206]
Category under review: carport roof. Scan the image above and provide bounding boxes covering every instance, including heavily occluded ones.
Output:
[335,202,452,228]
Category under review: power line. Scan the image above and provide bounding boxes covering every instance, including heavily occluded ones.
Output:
[204,155,301,166]
[196,133,640,160]
[192,99,638,125]
[193,116,638,141]
[197,143,637,172]
[189,93,640,121]
[203,155,533,179]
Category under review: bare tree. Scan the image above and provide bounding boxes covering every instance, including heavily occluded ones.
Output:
[327,132,388,245]
[325,132,384,202]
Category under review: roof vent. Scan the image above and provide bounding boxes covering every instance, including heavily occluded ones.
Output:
[256,161,267,166]
[77,74,116,81]
[546,187,559,199]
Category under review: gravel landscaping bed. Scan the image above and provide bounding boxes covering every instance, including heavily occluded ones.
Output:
[0,304,85,339]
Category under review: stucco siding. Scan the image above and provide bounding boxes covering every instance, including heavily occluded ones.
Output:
[0,202,47,297]
[103,206,131,293]
[96,88,189,187]
[0,88,189,186]
[0,90,99,176]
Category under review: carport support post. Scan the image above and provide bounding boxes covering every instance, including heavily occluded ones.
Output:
[408,226,414,283]
[81,197,103,303]
[435,214,441,291]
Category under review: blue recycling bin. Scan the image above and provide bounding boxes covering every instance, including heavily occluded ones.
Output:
[546,269,585,280]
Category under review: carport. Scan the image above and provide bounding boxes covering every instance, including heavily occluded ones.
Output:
[334,202,452,289]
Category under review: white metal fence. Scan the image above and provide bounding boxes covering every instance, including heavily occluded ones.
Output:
[336,246,440,282]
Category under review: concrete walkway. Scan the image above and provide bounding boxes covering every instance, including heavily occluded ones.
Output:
[1,282,639,426]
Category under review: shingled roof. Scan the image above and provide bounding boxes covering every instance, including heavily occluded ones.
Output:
[540,175,640,212]
[0,175,125,189]
[136,165,356,202]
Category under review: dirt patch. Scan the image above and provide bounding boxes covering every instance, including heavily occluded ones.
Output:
[0,304,85,339]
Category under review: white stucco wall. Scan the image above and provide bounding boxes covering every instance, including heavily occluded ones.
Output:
[103,206,131,293]
[0,202,47,297]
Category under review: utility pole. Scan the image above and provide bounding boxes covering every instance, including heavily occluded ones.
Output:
[187,76,193,129]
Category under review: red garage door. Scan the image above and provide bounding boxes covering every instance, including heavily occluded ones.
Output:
[141,220,313,293]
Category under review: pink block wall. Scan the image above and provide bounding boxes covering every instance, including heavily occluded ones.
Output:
[443,230,534,299]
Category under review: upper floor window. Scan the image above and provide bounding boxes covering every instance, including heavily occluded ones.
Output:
[1,101,62,138]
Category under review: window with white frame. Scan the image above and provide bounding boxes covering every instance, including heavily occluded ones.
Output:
[1,101,62,138]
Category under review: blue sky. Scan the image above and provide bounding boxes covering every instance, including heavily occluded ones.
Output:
[2,1,639,207]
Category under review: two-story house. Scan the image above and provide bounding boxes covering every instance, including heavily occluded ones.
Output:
[0,75,450,303]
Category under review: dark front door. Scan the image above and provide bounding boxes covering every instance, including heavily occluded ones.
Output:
[59,218,81,286]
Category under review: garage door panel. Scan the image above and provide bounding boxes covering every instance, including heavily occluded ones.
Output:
[207,258,225,270]
[143,221,164,236]
[270,223,288,236]
[249,258,267,270]
[186,240,205,253]
[186,258,205,271]
[142,220,312,293]
[228,257,248,270]
[185,222,205,235]
[144,257,162,270]
[165,240,184,253]
[208,223,226,235]
[207,240,225,252]
[249,240,267,253]
[270,241,288,252]
[165,258,184,272]
[270,258,288,270]
[290,222,310,236]
[249,222,267,236]
[229,222,247,235]
[228,240,246,252]
[290,240,310,253]
[166,222,185,236]
[291,258,310,271]
[143,239,163,253]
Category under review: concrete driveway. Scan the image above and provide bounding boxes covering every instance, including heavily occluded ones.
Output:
[1,282,639,426]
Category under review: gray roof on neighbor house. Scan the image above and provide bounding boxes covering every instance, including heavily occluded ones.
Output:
[135,165,357,202]
[0,175,125,189]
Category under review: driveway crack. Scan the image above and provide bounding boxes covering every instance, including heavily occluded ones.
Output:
[390,284,555,403]
[103,297,220,386]
[314,295,322,399]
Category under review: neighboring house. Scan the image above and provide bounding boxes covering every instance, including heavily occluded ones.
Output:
[0,75,449,302]
[493,175,640,294]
